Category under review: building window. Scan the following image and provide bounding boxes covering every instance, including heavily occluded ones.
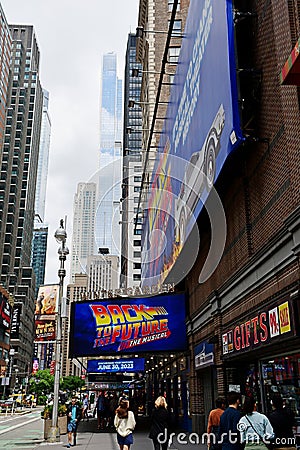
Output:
[133,251,141,258]
[169,19,182,36]
[133,263,141,270]
[169,47,180,63]
[133,240,141,246]
[134,228,142,235]
[133,274,141,281]
[168,0,180,11]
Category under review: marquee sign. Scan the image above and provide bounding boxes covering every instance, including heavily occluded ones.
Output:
[222,300,294,356]
[69,293,187,357]
[87,358,145,373]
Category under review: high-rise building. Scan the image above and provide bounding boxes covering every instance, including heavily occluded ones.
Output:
[0,4,11,153]
[31,89,51,296]
[96,53,122,257]
[0,24,43,377]
[120,33,143,287]
[87,253,119,293]
[31,221,48,297]
[70,182,97,282]
[0,3,13,386]
[34,89,51,222]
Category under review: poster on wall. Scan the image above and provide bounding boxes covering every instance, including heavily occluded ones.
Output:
[69,293,187,357]
[141,0,243,286]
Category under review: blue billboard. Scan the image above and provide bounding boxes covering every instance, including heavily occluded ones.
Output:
[142,0,243,286]
[87,358,145,373]
[69,293,187,357]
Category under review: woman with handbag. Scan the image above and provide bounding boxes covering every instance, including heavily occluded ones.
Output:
[238,397,274,450]
[114,399,136,450]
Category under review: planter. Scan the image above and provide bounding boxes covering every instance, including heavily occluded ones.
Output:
[44,415,67,439]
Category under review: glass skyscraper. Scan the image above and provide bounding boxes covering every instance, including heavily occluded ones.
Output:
[96,53,122,257]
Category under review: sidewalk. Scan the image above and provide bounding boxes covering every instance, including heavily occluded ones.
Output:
[38,417,207,450]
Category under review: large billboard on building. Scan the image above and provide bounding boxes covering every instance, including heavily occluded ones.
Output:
[69,293,187,357]
[141,0,243,286]
[34,284,58,343]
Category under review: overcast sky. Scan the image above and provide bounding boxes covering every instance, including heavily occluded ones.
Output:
[1,0,139,285]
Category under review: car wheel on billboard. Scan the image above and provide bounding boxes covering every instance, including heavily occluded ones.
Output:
[204,140,216,190]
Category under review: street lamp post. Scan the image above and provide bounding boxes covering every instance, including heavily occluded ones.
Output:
[48,219,69,442]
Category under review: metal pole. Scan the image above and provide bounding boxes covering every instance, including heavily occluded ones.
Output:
[49,219,68,442]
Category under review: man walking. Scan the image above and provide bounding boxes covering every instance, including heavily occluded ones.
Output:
[219,392,243,450]
[67,397,82,447]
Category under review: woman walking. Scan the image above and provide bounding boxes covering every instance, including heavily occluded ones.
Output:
[114,398,136,450]
[149,396,170,450]
[238,397,274,450]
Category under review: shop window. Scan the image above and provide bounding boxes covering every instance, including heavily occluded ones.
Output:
[262,354,300,418]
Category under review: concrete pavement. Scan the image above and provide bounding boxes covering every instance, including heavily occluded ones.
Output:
[37,417,207,450]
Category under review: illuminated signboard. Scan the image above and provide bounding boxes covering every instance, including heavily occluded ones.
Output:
[142,0,243,285]
[35,284,59,316]
[69,293,187,357]
[222,300,295,356]
[0,292,11,329]
[87,358,145,373]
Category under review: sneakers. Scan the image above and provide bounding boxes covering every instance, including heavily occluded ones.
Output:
[66,444,71,448]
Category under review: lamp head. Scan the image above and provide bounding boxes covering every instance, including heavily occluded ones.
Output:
[54,219,67,243]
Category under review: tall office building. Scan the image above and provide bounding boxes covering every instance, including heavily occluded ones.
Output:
[34,89,51,222]
[87,253,119,293]
[120,33,143,287]
[0,24,43,377]
[31,222,48,297]
[70,182,97,282]
[0,4,13,384]
[96,53,122,257]
[31,89,51,296]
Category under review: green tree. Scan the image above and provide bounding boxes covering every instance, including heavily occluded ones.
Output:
[60,376,85,393]
[29,369,54,403]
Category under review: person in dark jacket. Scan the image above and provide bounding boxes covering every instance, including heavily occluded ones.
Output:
[219,392,243,450]
[67,397,82,448]
[149,396,170,450]
[269,395,296,449]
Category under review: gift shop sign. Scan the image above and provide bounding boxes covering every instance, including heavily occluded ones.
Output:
[222,301,293,356]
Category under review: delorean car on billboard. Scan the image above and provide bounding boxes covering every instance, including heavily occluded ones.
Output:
[175,104,225,244]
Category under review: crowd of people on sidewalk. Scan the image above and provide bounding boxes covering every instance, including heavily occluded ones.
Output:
[64,390,298,450]
[207,391,297,450]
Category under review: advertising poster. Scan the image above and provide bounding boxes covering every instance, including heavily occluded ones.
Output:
[141,0,243,286]
[69,293,187,357]
[34,319,56,342]
[0,291,11,329]
[10,303,22,339]
[35,284,59,316]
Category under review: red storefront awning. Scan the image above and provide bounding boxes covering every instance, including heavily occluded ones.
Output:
[280,36,300,85]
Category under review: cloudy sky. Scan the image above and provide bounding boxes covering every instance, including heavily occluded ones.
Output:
[1,0,139,284]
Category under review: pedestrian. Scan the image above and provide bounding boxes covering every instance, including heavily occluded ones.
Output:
[82,394,89,421]
[269,395,296,450]
[95,391,106,430]
[207,397,226,450]
[219,391,243,450]
[66,397,82,448]
[148,396,170,450]
[114,398,136,450]
[238,396,274,450]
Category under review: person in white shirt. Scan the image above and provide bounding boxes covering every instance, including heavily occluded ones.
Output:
[114,399,136,450]
[238,397,274,450]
